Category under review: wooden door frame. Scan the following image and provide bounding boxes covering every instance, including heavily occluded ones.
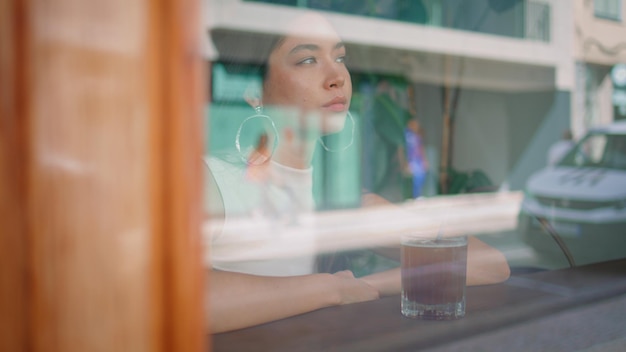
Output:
[0,1,207,351]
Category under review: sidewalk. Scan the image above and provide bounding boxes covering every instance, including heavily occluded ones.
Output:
[424,293,626,352]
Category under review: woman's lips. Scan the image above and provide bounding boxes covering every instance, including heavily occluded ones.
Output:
[323,97,348,112]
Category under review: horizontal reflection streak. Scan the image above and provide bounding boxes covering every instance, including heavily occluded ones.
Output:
[203,191,522,262]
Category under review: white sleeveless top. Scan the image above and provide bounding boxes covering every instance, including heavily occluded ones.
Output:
[203,156,316,276]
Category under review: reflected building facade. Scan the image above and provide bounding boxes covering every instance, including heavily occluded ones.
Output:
[573,0,626,136]
[202,0,586,203]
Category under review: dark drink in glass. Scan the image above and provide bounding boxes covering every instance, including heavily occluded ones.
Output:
[401,235,467,320]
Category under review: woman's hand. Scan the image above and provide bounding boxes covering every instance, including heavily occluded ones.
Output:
[331,270,380,304]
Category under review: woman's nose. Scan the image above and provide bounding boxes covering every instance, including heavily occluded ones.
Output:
[324,65,345,89]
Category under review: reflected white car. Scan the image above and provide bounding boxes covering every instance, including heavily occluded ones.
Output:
[518,121,626,266]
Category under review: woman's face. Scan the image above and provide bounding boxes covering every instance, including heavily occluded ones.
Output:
[262,14,352,134]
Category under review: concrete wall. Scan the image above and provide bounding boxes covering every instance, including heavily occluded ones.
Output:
[574,0,626,65]
[453,90,510,186]
[413,84,570,192]
[506,90,571,190]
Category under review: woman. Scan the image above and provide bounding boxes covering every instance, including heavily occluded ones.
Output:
[206,12,510,333]
[206,12,355,277]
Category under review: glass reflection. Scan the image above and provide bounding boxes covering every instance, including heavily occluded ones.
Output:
[205,8,513,334]
[519,122,626,267]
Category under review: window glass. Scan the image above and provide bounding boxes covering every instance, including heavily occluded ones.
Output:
[594,0,622,21]
[204,0,626,343]
[204,0,626,279]
[560,133,626,170]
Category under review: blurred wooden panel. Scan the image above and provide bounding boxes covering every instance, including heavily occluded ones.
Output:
[0,2,32,352]
[0,0,206,351]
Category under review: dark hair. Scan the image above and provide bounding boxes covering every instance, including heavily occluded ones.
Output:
[211,29,285,82]
[258,35,285,81]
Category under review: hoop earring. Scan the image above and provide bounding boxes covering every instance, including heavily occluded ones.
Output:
[235,106,279,165]
[318,111,355,153]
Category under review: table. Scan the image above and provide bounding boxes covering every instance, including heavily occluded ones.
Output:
[211,259,626,351]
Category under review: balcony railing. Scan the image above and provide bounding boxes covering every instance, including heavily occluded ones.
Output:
[525,0,551,42]
[244,0,551,43]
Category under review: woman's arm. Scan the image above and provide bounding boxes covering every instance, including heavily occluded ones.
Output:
[358,192,511,294]
[208,269,379,333]
[361,236,510,297]
[466,235,510,285]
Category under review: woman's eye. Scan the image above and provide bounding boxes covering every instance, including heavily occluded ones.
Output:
[336,55,346,63]
[298,57,316,65]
